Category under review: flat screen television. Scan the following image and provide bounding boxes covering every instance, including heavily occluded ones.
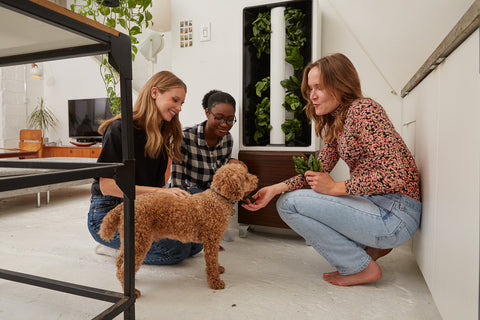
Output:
[68,98,116,143]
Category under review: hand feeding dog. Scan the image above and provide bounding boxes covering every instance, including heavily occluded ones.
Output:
[99,163,258,297]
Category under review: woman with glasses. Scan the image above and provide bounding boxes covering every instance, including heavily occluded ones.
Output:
[88,71,199,265]
[170,89,243,193]
[169,90,244,246]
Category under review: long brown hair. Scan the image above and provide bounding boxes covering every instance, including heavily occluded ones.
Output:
[99,71,186,162]
[302,53,364,143]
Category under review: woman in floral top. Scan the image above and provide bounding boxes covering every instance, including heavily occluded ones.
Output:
[242,53,421,286]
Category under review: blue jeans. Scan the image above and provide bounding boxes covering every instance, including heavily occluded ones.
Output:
[276,191,421,275]
[87,194,203,265]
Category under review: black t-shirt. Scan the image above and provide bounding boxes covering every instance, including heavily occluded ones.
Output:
[90,119,168,196]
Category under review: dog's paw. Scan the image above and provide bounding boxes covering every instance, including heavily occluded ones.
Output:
[135,288,141,298]
[218,265,225,274]
[209,279,225,290]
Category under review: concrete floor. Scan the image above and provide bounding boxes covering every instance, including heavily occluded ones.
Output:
[0,184,442,320]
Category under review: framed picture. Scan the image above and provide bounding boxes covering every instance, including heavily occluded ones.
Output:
[180,20,193,47]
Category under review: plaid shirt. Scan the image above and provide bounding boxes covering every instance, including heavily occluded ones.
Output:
[170,121,233,190]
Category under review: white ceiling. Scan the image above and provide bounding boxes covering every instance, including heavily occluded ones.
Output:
[0,6,99,59]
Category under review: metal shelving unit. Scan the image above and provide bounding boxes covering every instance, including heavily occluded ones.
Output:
[0,1,136,319]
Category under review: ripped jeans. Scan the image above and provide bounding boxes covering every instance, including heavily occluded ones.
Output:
[276,191,421,275]
[87,194,203,265]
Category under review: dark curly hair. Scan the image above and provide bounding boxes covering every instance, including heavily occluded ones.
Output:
[201,90,236,111]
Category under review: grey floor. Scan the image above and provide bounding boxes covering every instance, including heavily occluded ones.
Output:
[0,184,442,320]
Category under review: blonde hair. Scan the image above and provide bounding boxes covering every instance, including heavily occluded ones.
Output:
[301,53,363,143]
[99,71,186,162]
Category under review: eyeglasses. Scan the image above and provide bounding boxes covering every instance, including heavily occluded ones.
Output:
[210,111,236,125]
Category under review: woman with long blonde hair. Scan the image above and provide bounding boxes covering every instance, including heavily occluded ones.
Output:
[88,71,203,265]
[243,53,421,286]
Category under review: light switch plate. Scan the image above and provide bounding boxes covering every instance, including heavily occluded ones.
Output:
[200,23,211,41]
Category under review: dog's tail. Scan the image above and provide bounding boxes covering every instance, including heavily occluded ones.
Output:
[98,203,123,241]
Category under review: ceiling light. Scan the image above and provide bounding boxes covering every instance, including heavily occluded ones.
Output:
[31,63,43,79]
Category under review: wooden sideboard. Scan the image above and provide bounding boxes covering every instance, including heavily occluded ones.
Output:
[238,150,315,231]
[42,146,101,158]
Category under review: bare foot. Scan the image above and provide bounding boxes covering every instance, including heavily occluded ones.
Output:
[322,261,382,286]
[323,270,339,279]
[365,247,392,261]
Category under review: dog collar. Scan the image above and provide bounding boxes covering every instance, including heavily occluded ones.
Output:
[211,188,236,204]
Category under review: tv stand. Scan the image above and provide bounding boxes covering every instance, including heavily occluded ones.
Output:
[43,146,101,158]
[75,137,102,143]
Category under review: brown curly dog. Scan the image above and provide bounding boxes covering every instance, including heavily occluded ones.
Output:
[99,163,258,297]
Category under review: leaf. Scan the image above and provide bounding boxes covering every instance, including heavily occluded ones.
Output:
[128,0,136,9]
[119,18,127,29]
[283,94,302,113]
[285,46,304,70]
[280,75,301,94]
[255,77,270,97]
[106,17,116,28]
[99,6,110,16]
[129,26,141,35]
[145,10,152,21]
[137,13,144,24]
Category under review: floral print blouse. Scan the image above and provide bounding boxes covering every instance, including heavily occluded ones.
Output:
[283,98,421,201]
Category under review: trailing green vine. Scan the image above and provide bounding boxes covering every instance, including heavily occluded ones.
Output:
[71,0,153,114]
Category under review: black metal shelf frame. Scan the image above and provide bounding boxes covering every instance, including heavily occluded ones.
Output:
[0,1,136,319]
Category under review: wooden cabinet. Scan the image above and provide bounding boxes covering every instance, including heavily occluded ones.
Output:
[238,150,314,229]
[42,146,101,158]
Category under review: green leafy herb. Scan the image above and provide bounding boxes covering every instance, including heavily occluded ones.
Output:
[281,118,302,142]
[253,97,272,144]
[292,155,322,175]
[241,194,256,203]
[280,75,301,95]
[255,77,270,97]
[250,11,271,59]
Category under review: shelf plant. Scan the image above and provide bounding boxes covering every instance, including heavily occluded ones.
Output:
[70,0,153,114]
[27,98,58,138]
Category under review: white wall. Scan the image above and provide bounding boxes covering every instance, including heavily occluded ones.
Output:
[405,30,480,320]
[42,57,107,145]
[0,65,42,148]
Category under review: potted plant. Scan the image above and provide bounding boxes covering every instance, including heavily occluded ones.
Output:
[27,98,58,139]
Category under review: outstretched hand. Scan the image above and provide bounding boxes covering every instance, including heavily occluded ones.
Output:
[241,183,287,211]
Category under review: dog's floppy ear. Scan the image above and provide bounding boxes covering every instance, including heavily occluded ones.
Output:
[212,163,248,201]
